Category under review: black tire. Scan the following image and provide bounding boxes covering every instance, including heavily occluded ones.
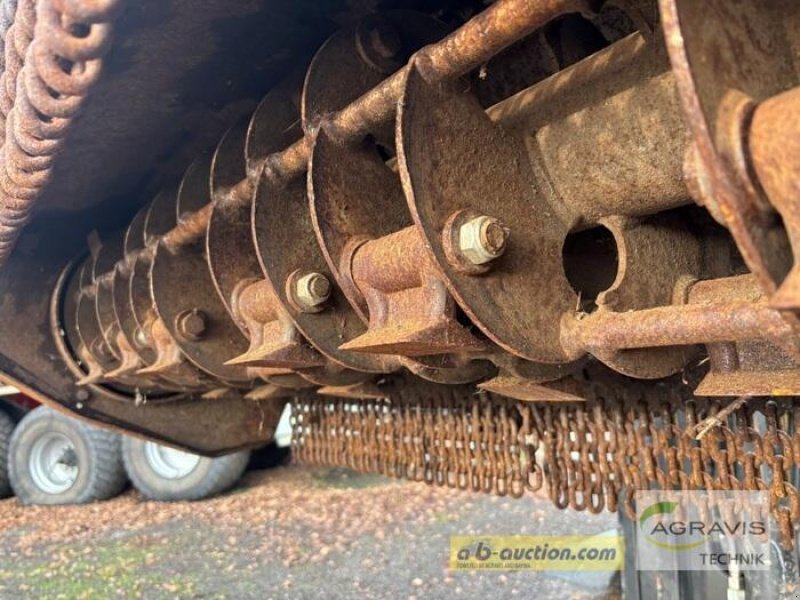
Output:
[248,442,290,470]
[122,436,249,501]
[8,407,127,505]
[0,409,14,498]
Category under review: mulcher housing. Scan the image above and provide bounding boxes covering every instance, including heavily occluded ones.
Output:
[1,0,800,545]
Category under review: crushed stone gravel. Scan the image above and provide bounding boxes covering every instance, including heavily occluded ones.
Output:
[0,465,622,599]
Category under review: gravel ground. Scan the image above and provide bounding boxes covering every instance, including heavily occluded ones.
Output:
[0,465,622,599]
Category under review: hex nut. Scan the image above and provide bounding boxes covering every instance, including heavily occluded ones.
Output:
[458,215,509,266]
[293,272,332,313]
[177,309,207,341]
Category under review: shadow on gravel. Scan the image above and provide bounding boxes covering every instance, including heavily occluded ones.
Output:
[0,465,622,599]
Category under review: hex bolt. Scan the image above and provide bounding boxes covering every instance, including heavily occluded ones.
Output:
[177,309,207,341]
[293,272,332,313]
[458,215,509,266]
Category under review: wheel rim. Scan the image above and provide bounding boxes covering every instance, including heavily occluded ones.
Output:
[142,442,201,480]
[29,432,80,494]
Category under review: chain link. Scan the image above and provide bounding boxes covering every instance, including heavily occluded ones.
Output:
[290,385,800,550]
[0,0,122,264]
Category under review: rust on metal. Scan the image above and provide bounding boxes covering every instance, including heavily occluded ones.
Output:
[400,61,577,364]
[561,275,800,359]
[290,375,800,548]
[0,0,122,266]
[81,0,589,268]
[561,300,798,357]
[660,0,797,296]
[749,87,800,310]
[2,0,800,555]
[341,225,485,356]
[488,30,690,225]
[226,278,326,370]
[57,0,800,406]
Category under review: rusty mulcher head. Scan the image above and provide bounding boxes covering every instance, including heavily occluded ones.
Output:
[50,0,800,548]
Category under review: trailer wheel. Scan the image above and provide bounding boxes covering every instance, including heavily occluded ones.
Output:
[8,407,126,505]
[122,437,249,501]
[0,409,14,498]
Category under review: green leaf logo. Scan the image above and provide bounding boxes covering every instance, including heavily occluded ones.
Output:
[640,501,705,551]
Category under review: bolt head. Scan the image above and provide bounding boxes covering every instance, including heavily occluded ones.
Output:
[294,272,332,312]
[177,309,207,340]
[458,215,509,266]
[134,327,148,347]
